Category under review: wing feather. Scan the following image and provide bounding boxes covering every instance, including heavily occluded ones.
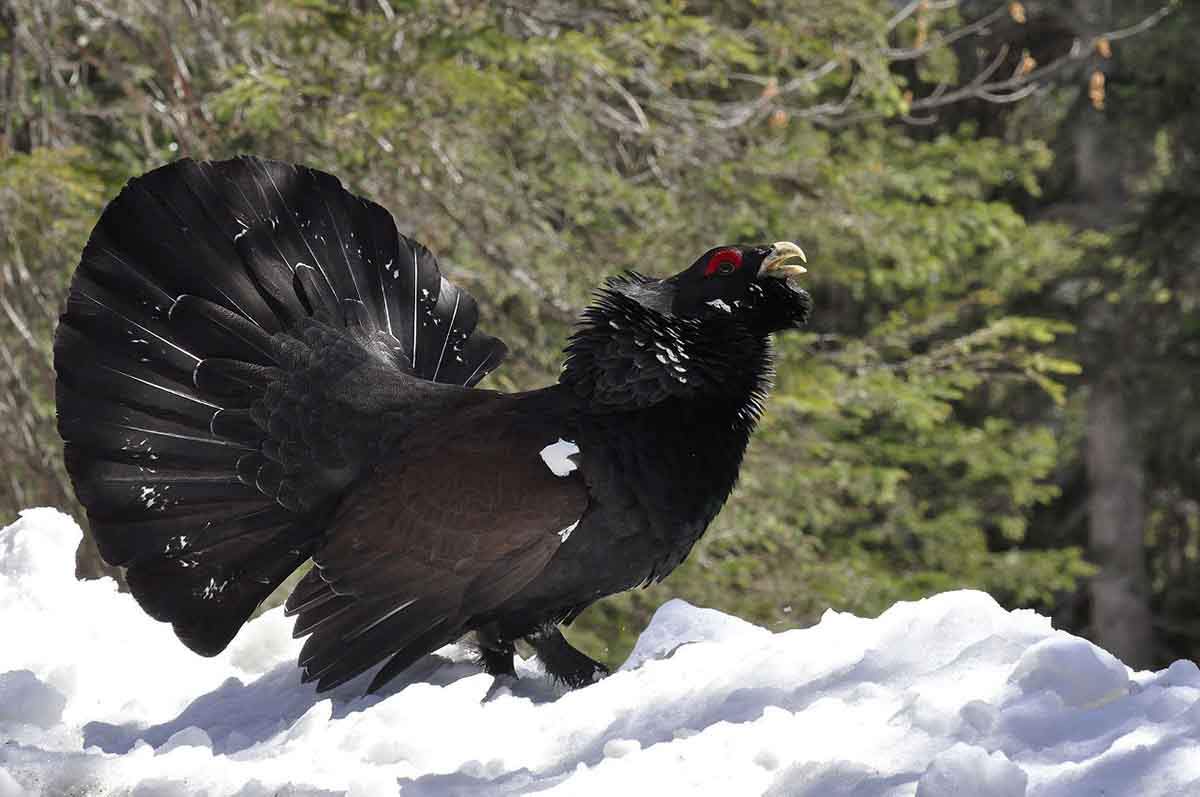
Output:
[286,401,588,692]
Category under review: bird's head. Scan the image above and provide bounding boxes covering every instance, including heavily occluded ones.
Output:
[561,242,813,410]
[665,242,812,334]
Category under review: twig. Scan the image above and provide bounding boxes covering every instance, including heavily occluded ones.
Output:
[886,0,962,32]
[883,6,1010,61]
[818,3,1175,128]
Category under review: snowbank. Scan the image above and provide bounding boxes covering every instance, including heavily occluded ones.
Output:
[1,508,1199,796]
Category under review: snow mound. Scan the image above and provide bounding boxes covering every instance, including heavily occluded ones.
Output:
[2,508,1199,796]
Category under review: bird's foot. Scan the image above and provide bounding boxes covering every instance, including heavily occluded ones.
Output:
[553,658,610,689]
[527,623,610,689]
[472,627,517,678]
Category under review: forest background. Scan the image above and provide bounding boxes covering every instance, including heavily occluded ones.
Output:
[2,0,1196,670]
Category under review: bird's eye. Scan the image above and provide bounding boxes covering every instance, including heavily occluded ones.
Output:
[704,248,743,277]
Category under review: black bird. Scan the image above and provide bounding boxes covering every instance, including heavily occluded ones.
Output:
[54,157,812,693]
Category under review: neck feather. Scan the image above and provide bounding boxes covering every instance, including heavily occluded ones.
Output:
[560,280,774,424]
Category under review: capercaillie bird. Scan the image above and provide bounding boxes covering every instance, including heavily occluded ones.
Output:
[54,156,812,692]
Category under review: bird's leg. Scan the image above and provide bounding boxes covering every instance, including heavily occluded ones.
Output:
[474,625,517,678]
[526,623,609,688]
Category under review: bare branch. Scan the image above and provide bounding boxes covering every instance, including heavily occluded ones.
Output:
[814,3,1176,128]
[0,293,44,362]
[883,6,1011,62]
[1104,3,1176,42]
[886,0,962,33]
[698,1,1175,131]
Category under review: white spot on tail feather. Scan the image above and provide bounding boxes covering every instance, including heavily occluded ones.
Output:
[202,577,230,600]
[540,439,579,477]
[558,519,580,542]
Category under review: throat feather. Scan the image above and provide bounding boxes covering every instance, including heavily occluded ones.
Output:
[560,286,773,419]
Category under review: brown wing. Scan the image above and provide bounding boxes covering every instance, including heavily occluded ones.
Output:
[284,401,587,692]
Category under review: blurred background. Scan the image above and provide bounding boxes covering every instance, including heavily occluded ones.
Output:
[1,0,1196,670]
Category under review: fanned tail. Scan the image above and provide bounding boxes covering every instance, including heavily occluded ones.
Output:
[55,156,507,656]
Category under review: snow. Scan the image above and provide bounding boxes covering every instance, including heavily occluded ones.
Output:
[2,509,1200,796]
[539,438,579,477]
[915,744,1027,797]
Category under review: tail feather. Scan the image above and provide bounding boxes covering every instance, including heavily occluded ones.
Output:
[209,409,260,444]
[125,527,315,656]
[55,346,208,431]
[63,453,256,517]
[166,295,279,365]
[90,503,290,565]
[191,359,282,398]
[62,278,201,377]
[57,395,254,465]
[96,167,280,331]
[56,156,508,658]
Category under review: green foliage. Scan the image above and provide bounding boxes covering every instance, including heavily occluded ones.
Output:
[0,147,109,516]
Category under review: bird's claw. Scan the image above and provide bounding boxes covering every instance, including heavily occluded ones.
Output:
[555,660,609,689]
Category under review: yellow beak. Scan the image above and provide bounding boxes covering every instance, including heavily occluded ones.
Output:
[758,241,808,280]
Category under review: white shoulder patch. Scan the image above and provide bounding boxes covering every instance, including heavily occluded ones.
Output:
[705,299,732,313]
[558,519,580,542]
[540,438,580,477]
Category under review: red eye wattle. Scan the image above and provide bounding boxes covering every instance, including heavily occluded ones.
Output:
[704,249,743,277]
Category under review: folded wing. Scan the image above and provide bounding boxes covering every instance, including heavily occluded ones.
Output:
[286,406,588,692]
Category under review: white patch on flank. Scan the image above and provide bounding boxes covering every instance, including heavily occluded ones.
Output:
[706,299,732,313]
[540,438,579,477]
[558,519,580,543]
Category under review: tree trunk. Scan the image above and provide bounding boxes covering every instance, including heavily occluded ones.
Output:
[1046,0,1157,666]
[1086,374,1154,667]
